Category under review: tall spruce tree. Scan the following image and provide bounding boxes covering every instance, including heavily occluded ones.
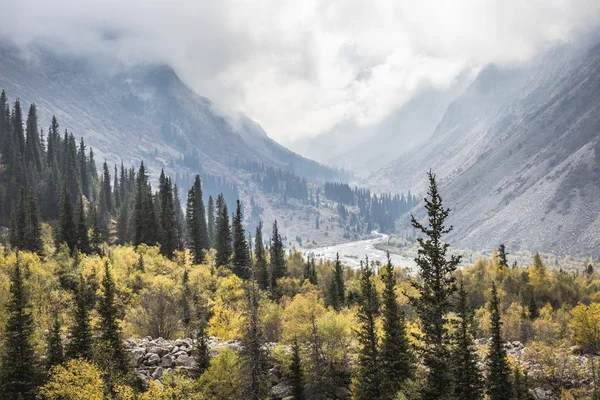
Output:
[353,259,381,400]
[255,223,269,290]
[327,253,345,310]
[487,283,512,400]
[215,193,232,266]
[66,275,94,360]
[270,219,286,288]
[0,255,39,399]
[158,172,178,259]
[498,244,508,268]
[186,175,210,263]
[380,253,414,398]
[134,162,158,246]
[207,195,215,248]
[409,171,460,400]
[232,200,251,279]
[96,261,130,388]
[26,190,43,255]
[241,279,269,399]
[46,312,64,370]
[76,200,91,254]
[58,185,77,253]
[452,281,483,400]
[79,139,89,199]
[303,257,318,286]
[290,340,305,400]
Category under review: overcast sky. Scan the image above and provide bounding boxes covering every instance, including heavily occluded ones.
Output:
[2,0,600,144]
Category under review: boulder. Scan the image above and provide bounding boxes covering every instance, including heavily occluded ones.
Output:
[160,354,174,368]
[268,367,281,384]
[145,353,160,366]
[335,386,351,400]
[148,346,169,357]
[129,347,146,367]
[175,354,195,367]
[271,381,292,399]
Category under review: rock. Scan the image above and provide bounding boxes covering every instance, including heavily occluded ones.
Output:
[171,346,180,354]
[335,386,351,400]
[271,381,293,399]
[129,347,146,367]
[175,354,195,367]
[148,346,169,357]
[151,367,163,380]
[268,367,281,384]
[145,353,160,366]
[160,354,174,367]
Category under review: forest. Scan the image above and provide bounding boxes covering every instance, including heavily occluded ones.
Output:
[1,90,600,400]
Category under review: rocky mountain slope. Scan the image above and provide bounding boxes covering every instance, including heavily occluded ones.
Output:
[365,35,600,257]
[0,44,342,184]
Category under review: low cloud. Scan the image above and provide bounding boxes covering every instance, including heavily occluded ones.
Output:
[1,0,599,143]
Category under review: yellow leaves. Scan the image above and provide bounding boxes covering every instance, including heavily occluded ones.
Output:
[39,359,105,400]
[207,297,244,340]
[197,348,242,400]
[282,291,326,343]
[570,302,600,351]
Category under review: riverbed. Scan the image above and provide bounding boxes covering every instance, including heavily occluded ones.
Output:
[303,233,417,271]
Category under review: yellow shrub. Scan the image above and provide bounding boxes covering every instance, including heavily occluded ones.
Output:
[39,359,105,400]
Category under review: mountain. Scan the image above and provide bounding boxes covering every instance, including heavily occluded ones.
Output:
[0,44,344,184]
[365,34,600,257]
[289,72,473,176]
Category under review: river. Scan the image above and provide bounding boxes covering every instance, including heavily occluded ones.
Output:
[303,232,417,271]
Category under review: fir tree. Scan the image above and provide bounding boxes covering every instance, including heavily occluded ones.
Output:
[527,293,539,320]
[186,175,210,263]
[66,275,94,360]
[255,223,269,290]
[96,261,130,389]
[498,244,508,268]
[195,325,211,375]
[380,253,414,398]
[46,312,64,370]
[134,162,158,246]
[452,281,483,400]
[512,366,531,400]
[232,200,251,279]
[58,184,77,253]
[270,219,286,288]
[158,172,178,259]
[487,283,512,400]
[303,257,318,286]
[241,279,269,400]
[409,171,460,400]
[353,259,381,400]
[215,193,232,266]
[327,253,345,310]
[26,190,43,255]
[76,200,91,254]
[0,255,39,399]
[291,340,305,400]
[79,139,89,199]
[207,195,215,248]
[89,205,103,255]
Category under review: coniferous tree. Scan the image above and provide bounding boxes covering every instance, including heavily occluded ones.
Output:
[79,139,89,199]
[113,164,120,209]
[101,161,113,214]
[96,261,130,389]
[215,193,232,266]
[232,200,251,279]
[270,219,286,288]
[498,244,508,268]
[380,254,414,398]
[58,185,77,253]
[241,279,269,400]
[46,312,64,370]
[255,223,269,290]
[134,162,158,246]
[186,175,209,263]
[303,257,318,286]
[452,281,483,400]
[487,283,512,400]
[66,275,94,360]
[512,366,531,400]
[409,171,460,400]
[353,259,381,400]
[89,205,103,255]
[327,253,345,310]
[76,200,91,254]
[291,340,305,400]
[63,134,80,203]
[173,184,185,250]
[158,172,178,259]
[0,255,39,399]
[24,103,42,174]
[26,190,43,255]
[207,195,215,248]
[195,325,211,375]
